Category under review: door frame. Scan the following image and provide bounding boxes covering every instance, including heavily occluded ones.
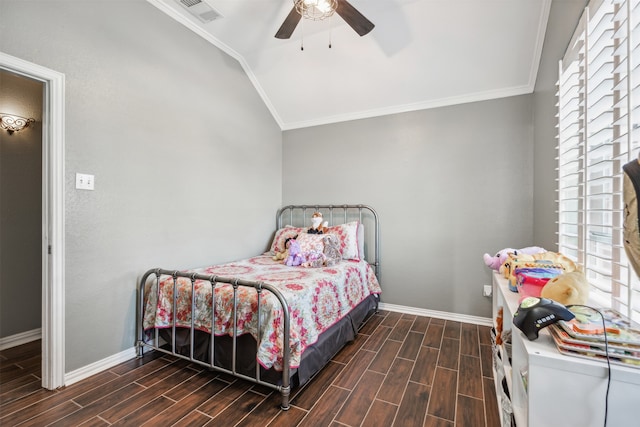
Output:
[0,52,65,389]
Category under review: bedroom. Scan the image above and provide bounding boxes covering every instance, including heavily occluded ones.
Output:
[0,0,599,425]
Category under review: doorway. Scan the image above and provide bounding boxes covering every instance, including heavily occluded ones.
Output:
[0,70,43,351]
[0,52,65,390]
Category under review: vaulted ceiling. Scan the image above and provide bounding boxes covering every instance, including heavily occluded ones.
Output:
[148,0,551,130]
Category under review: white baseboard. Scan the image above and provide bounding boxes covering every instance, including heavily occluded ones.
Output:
[64,346,137,387]
[0,328,42,350]
[62,305,490,388]
[378,303,492,327]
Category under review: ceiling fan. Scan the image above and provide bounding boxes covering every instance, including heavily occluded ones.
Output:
[275,0,375,39]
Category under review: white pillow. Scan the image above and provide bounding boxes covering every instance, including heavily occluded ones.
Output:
[326,221,360,260]
[358,222,365,261]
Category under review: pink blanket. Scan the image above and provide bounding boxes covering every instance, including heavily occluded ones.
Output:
[143,255,381,370]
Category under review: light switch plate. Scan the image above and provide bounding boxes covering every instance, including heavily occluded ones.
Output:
[76,173,95,190]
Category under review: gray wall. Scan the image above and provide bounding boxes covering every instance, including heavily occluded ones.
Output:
[0,0,282,371]
[282,0,587,319]
[283,95,535,317]
[0,0,588,370]
[0,71,43,338]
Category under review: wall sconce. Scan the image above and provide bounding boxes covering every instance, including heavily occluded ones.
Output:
[0,113,36,135]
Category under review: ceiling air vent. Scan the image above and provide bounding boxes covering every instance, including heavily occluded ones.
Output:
[177,0,222,23]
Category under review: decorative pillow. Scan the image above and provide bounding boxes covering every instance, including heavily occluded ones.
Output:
[357,222,365,261]
[270,226,306,254]
[327,221,360,260]
[296,233,325,255]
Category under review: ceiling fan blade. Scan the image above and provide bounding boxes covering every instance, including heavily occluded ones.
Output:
[275,6,302,39]
[336,0,374,37]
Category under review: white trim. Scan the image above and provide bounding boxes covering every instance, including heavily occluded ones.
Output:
[0,51,66,390]
[378,302,493,327]
[281,85,533,130]
[65,347,137,387]
[145,0,285,129]
[146,0,546,131]
[530,0,552,91]
[0,329,42,351]
[62,304,489,386]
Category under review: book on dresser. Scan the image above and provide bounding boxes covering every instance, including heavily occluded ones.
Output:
[546,305,640,368]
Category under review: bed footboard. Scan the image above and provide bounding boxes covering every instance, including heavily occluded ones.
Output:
[136,268,292,410]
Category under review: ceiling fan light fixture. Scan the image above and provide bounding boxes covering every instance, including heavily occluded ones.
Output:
[276,0,373,40]
[295,0,337,21]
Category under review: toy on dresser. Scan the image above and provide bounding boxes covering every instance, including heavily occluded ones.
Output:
[483,246,546,270]
[500,251,577,293]
[488,246,590,307]
[514,267,564,298]
[540,270,589,306]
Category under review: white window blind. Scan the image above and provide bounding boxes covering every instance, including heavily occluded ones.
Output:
[558,0,640,323]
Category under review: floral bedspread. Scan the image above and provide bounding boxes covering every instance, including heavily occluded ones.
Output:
[142,255,381,370]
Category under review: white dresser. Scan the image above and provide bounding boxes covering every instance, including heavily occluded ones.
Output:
[491,272,640,427]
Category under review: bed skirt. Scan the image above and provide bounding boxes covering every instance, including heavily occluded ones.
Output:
[156,293,378,388]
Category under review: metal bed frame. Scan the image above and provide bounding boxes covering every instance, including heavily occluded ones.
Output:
[136,204,379,411]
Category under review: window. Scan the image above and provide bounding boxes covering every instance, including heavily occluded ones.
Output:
[558,0,640,322]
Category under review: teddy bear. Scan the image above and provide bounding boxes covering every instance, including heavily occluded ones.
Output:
[483,246,546,270]
[273,250,287,262]
[273,236,295,262]
[308,212,329,235]
[541,270,589,306]
[284,239,306,267]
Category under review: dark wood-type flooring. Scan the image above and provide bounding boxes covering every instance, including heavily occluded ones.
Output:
[0,311,500,426]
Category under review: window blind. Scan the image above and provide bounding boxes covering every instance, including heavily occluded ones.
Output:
[558,0,640,322]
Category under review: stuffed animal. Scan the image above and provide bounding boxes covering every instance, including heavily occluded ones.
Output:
[483,246,546,270]
[541,270,589,306]
[500,251,578,290]
[322,234,342,267]
[273,251,286,261]
[284,239,306,266]
[302,250,327,268]
[533,251,577,271]
[308,212,329,235]
[273,236,295,262]
[273,248,288,262]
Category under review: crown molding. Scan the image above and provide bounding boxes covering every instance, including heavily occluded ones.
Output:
[528,0,552,89]
[146,0,285,129]
[281,84,534,130]
[148,0,549,131]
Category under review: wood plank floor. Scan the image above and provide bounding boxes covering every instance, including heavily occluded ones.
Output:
[0,311,500,426]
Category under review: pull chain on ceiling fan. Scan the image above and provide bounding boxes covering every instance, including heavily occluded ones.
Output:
[275,0,374,40]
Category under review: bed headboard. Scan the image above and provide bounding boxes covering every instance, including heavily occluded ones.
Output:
[276,204,380,280]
